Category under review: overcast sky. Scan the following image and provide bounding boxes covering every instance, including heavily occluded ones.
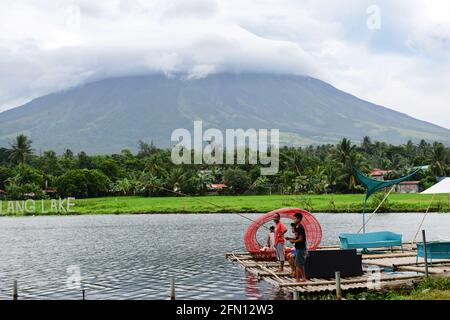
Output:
[0,0,449,128]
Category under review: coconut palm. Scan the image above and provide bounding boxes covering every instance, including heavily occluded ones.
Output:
[138,171,164,196]
[335,138,355,164]
[323,161,339,187]
[361,136,372,153]
[9,134,33,165]
[192,171,213,195]
[280,148,303,176]
[337,151,368,191]
[334,138,368,191]
[429,142,448,176]
[112,178,132,195]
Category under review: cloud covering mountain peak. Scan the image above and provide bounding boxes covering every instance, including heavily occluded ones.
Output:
[0,0,449,128]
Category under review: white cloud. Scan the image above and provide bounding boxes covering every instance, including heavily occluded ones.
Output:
[0,0,449,129]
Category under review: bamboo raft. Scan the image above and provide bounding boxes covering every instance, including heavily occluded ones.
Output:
[226,243,450,294]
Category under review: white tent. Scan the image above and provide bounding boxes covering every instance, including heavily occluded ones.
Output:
[421,177,450,194]
[412,178,450,242]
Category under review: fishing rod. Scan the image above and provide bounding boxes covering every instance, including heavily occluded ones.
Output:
[143,182,270,230]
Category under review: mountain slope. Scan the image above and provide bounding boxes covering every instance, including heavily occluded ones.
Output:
[0,73,448,153]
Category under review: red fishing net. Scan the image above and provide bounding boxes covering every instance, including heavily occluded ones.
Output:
[243,208,322,257]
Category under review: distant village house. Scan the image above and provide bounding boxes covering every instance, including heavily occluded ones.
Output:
[369,168,392,181]
[395,181,420,194]
[207,184,227,194]
[369,168,421,193]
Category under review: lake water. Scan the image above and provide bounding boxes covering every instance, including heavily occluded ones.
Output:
[0,213,449,300]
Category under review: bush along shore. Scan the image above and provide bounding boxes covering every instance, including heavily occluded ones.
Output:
[1,193,449,216]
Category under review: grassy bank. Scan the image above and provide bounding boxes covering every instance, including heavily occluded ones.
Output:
[1,193,449,215]
[346,276,450,300]
[310,276,450,300]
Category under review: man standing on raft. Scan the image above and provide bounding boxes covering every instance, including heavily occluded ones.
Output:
[273,213,287,272]
[287,212,308,282]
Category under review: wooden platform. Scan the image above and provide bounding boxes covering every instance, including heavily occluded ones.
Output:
[226,243,450,294]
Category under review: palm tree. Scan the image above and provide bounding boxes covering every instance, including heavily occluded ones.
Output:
[429,142,448,176]
[334,138,368,191]
[335,138,355,164]
[139,172,163,196]
[337,152,368,191]
[280,148,303,176]
[193,172,213,195]
[9,134,33,165]
[305,165,328,194]
[361,136,372,153]
[323,161,339,187]
[113,178,132,195]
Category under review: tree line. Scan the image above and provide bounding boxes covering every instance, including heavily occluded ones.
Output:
[0,134,448,200]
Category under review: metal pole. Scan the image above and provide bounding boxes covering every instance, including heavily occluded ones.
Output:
[335,271,342,300]
[413,194,435,243]
[170,278,176,300]
[358,187,395,233]
[13,280,18,300]
[362,199,367,234]
[422,230,429,277]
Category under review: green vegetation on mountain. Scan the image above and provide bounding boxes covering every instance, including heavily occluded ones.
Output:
[0,74,448,153]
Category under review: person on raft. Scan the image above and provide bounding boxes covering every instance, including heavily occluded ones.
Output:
[265,226,275,249]
[287,223,298,277]
[286,212,308,282]
[273,213,287,272]
[260,226,275,254]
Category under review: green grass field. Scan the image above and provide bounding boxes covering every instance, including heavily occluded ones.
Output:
[1,193,449,215]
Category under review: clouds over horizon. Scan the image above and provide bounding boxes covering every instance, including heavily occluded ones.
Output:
[0,0,449,129]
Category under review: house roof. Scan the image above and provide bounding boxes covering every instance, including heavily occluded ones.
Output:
[398,181,420,185]
[208,184,227,189]
[369,168,391,176]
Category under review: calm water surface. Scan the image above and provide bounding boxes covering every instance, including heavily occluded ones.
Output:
[0,213,448,300]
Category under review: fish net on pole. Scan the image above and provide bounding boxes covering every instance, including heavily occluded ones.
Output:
[243,208,322,257]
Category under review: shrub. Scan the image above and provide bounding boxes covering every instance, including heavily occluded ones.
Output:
[0,166,12,189]
[56,169,110,198]
[223,169,250,195]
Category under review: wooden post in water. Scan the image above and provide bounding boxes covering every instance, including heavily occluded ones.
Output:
[82,288,85,300]
[170,278,176,300]
[422,230,429,277]
[335,271,342,300]
[13,280,18,300]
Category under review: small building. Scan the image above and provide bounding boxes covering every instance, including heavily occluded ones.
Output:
[23,192,36,200]
[395,181,420,194]
[206,183,228,195]
[43,188,58,199]
[207,184,228,191]
[369,169,392,181]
